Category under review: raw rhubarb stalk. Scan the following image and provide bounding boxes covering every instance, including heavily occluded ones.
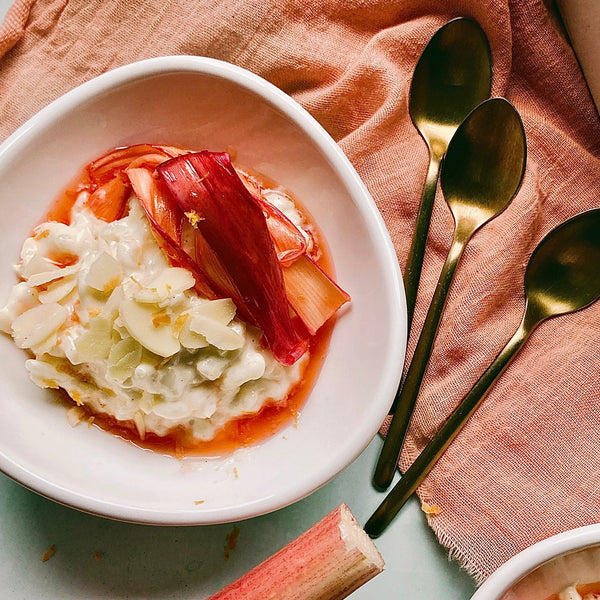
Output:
[157,152,308,365]
[207,504,384,600]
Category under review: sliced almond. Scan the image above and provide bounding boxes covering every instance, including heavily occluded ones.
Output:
[19,253,59,279]
[119,297,180,357]
[193,298,237,324]
[179,316,210,350]
[189,314,244,351]
[11,303,69,349]
[74,316,114,361]
[133,267,195,304]
[26,264,80,288]
[38,275,78,304]
[86,252,123,294]
[108,337,142,382]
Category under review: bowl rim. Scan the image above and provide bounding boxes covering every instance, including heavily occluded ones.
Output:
[471,523,600,600]
[0,55,407,524]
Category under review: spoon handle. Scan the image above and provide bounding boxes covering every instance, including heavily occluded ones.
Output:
[365,315,533,538]
[403,150,443,331]
[374,232,468,490]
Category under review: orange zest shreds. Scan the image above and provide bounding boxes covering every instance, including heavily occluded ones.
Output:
[151,311,171,327]
[173,313,188,336]
[41,545,56,562]
[40,378,59,389]
[282,254,350,335]
[421,502,442,515]
[185,210,203,227]
[69,390,84,406]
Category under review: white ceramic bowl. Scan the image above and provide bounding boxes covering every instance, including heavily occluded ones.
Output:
[0,56,405,524]
[472,525,600,600]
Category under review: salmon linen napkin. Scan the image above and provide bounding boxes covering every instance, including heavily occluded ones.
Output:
[1,0,600,585]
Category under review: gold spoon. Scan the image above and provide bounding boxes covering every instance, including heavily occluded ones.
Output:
[374,98,527,491]
[404,17,492,331]
[366,208,600,537]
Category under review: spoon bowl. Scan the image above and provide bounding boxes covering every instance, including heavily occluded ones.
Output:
[366,208,600,536]
[373,98,526,491]
[404,18,492,327]
[409,18,492,147]
[525,213,600,319]
[442,98,528,233]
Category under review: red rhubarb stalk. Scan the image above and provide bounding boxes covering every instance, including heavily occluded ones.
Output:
[207,504,384,600]
[156,152,308,365]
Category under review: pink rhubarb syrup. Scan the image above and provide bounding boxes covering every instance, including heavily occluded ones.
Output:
[43,150,338,458]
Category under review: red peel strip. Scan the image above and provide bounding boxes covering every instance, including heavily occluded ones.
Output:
[156,152,308,365]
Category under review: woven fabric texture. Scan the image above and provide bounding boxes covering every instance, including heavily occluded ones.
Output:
[1,0,599,583]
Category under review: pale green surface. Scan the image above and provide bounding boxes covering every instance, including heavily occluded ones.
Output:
[0,436,476,599]
[0,1,476,597]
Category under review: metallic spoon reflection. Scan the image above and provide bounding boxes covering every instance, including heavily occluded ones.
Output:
[404,17,492,331]
[374,98,527,491]
[366,208,600,537]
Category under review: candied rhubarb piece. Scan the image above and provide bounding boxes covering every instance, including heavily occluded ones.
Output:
[282,254,350,336]
[83,172,130,222]
[156,152,308,365]
[255,196,307,265]
[88,144,179,184]
[81,145,185,223]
